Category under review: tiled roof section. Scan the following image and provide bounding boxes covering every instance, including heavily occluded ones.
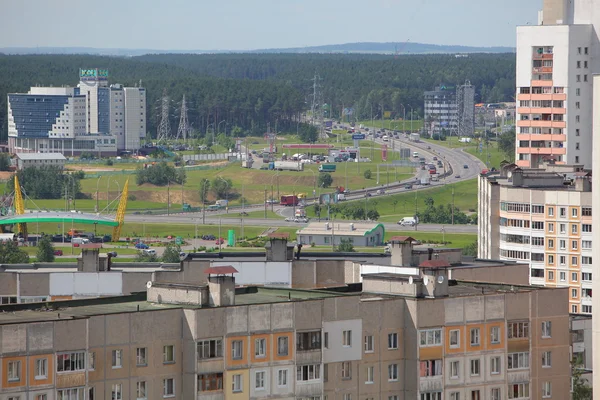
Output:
[389,236,415,243]
[419,260,451,268]
[268,232,290,239]
[204,266,238,275]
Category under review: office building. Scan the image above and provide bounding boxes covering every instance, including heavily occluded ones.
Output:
[515,0,600,168]
[296,222,385,247]
[424,82,474,138]
[7,68,146,156]
[14,152,66,170]
[478,162,592,315]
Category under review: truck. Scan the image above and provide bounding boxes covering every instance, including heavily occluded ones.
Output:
[215,199,229,207]
[274,160,304,172]
[319,164,337,172]
[420,176,431,185]
[336,193,346,201]
[280,195,299,206]
[241,159,253,168]
[398,217,419,227]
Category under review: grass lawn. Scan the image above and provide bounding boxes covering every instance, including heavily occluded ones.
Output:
[21,246,141,256]
[356,119,424,132]
[385,230,476,249]
[219,210,282,219]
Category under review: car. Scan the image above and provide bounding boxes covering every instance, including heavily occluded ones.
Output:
[135,243,149,249]
[343,188,350,194]
[427,146,431,149]
[285,217,295,222]
[107,251,118,257]
[215,238,225,245]
[179,252,187,258]
[142,249,156,256]
[265,199,277,204]
[365,193,372,197]
[376,189,385,195]
[455,174,461,179]
[404,184,413,189]
[463,164,469,169]
[433,156,438,161]
[53,249,63,256]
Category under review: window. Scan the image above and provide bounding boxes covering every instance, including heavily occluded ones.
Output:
[197,339,223,359]
[57,351,86,372]
[388,333,398,349]
[163,345,174,364]
[57,388,85,400]
[548,222,554,232]
[450,360,459,378]
[490,326,500,344]
[572,240,579,251]
[582,273,592,281]
[508,322,529,339]
[297,331,321,351]
[36,395,48,400]
[420,359,442,377]
[490,388,501,400]
[582,256,593,265]
[323,332,328,348]
[388,363,398,381]
[548,207,554,216]
[572,224,578,234]
[559,239,566,250]
[232,374,243,392]
[136,381,147,399]
[542,351,552,367]
[112,384,122,400]
[297,364,321,381]
[88,352,95,370]
[7,360,20,382]
[491,356,501,374]
[163,378,175,397]
[450,329,459,348]
[419,329,442,346]
[543,381,552,398]
[342,330,352,347]
[341,361,352,379]
[560,207,566,217]
[277,336,289,356]
[136,347,147,366]
[542,321,552,338]
[389,396,398,400]
[364,335,374,353]
[344,395,352,400]
[532,221,544,230]
[35,358,47,379]
[582,207,592,216]
[507,352,529,369]
[549,240,554,250]
[582,224,592,233]
[277,369,288,387]
[471,390,481,400]
[231,340,243,360]
[572,304,578,313]
[583,305,592,313]
[366,366,374,383]
[560,223,566,234]
[198,373,223,392]
[450,393,460,400]
[582,240,592,249]
[572,288,578,298]
[255,338,266,358]
[470,328,480,346]
[572,271,579,281]
[559,272,566,282]
[255,371,265,390]
[470,359,480,376]
[112,350,122,368]
[582,288,592,298]
[420,394,442,400]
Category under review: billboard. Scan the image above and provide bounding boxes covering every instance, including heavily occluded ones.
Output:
[79,68,109,81]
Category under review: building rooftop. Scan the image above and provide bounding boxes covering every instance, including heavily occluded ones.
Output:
[297,222,384,237]
[15,152,66,161]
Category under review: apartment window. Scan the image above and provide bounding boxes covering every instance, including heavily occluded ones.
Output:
[543,382,552,398]
[582,207,592,216]
[296,364,321,381]
[420,359,442,377]
[36,395,48,400]
[388,333,398,349]
[470,328,480,346]
[112,384,122,400]
[471,390,481,400]
[507,352,530,369]
[232,374,243,392]
[508,322,529,338]
[577,60,581,68]
[231,340,243,360]
[582,256,593,265]
[296,331,321,351]
[388,363,398,381]
[559,239,566,250]
[324,332,328,348]
[559,207,567,218]
[163,378,175,397]
[583,305,592,313]
[582,224,592,233]
[572,288,578,298]
[255,371,265,390]
[364,335,374,353]
[450,329,460,348]
[470,359,480,376]
[163,345,175,364]
[582,272,592,281]
[583,288,592,298]
[490,388,501,400]
[560,256,566,265]
[490,326,500,344]
[548,270,554,279]
[450,393,460,400]
[112,350,122,368]
[197,339,223,359]
[366,366,374,383]
[542,351,552,367]
[577,75,581,82]
[578,47,582,54]
[255,338,266,358]
[277,369,288,387]
[548,207,554,216]
[419,329,442,346]
[584,74,588,82]
[277,336,289,356]
[548,222,554,233]
[344,395,352,400]
[491,356,501,374]
[35,358,47,379]
[7,360,20,382]
[136,381,147,399]
[509,383,529,399]
[57,388,85,400]
[576,88,581,96]
[572,224,579,234]
[57,351,86,372]
[450,360,459,378]
[198,373,223,392]
[341,361,352,379]
[572,272,579,281]
[573,304,578,313]
[389,396,398,400]
[585,61,589,68]
[342,330,352,347]
[136,347,147,366]
[541,321,552,338]
[88,352,95,370]
[532,221,544,230]
[572,240,579,251]
[560,272,566,282]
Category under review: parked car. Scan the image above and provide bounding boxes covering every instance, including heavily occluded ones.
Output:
[107,251,118,257]
[455,174,461,179]
[135,242,149,249]
[215,238,225,245]
[463,164,469,169]
[142,249,156,256]
[53,249,63,256]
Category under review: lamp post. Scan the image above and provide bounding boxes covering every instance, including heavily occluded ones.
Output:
[95,176,102,213]
[65,174,76,211]
[401,104,406,133]
[407,104,414,133]
[218,120,227,136]
[201,179,209,224]
[217,176,230,214]
[207,123,215,146]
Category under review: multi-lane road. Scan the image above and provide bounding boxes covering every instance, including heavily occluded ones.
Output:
[125,126,484,234]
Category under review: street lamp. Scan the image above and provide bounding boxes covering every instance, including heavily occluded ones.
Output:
[218,120,227,136]
[407,104,414,133]
[441,226,446,244]
[217,176,230,213]
[201,179,209,224]
[207,123,215,146]
[95,175,102,213]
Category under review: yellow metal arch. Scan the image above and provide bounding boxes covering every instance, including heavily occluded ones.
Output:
[14,176,27,237]
[112,179,129,240]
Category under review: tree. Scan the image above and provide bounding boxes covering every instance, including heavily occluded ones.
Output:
[136,162,186,186]
[363,169,372,179]
[392,200,398,213]
[366,209,380,221]
[318,173,333,188]
[424,197,434,208]
[0,240,30,263]
[336,239,355,252]
[212,177,233,199]
[0,153,10,171]
[462,241,478,257]
[498,129,516,162]
[135,252,159,262]
[572,356,592,400]
[162,243,182,263]
[199,178,211,203]
[36,236,55,262]
[6,165,83,199]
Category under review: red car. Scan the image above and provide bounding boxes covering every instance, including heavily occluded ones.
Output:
[215,238,225,245]
[53,249,63,256]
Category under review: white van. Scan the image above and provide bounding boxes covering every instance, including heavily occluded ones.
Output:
[382,135,389,141]
[72,237,90,245]
[412,152,419,158]
[142,249,156,256]
[398,217,418,226]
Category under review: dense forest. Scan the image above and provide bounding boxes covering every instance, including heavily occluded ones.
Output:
[0,53,515,141]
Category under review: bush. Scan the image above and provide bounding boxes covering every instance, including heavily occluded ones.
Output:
[128,194,137,201]
[36,236,55,262]
[336,239,355,252]
[136,162,186,186]
[363,169,372,179]
[318,173,333,188]
[162,243,181,263]
[105,159,114,166]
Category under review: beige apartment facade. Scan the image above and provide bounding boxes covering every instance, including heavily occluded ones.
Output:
[478,164,593,315]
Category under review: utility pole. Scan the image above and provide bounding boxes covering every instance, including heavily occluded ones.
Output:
[451,187,455,225]
[167,181,170,216]
[414,190,418,231]
[264,189,267,218]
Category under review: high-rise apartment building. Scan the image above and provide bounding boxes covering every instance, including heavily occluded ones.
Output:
[515,0,598,168]
[478,163,592,315]
[7,68,146,156]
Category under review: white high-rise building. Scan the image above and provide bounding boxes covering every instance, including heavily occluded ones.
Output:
[515,0,598,169]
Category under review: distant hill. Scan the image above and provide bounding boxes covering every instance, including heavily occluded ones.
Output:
[0,42,514,56]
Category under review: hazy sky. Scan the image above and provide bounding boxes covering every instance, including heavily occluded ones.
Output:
[1,0,542,50]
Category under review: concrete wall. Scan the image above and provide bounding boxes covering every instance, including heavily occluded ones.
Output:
[449,264,530,286]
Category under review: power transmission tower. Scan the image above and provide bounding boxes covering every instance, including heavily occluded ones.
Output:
[157,89,171,144]
[456,80,475,137]
[176,94,189,141]
[310,73,327,139]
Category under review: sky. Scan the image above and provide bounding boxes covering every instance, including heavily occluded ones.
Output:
[0,0,542,50]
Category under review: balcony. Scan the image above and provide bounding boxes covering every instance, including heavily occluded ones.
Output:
[532,53,553,60]
[531,80,553,86]
[533,67,553,73]
[517,134,565,142]
[517,147,566,155]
